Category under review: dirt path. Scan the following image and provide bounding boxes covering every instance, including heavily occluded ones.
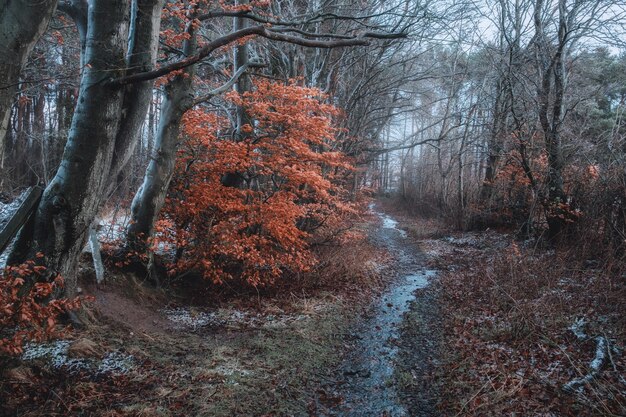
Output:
[320,204,439,416]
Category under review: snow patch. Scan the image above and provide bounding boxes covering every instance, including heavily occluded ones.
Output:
[444,235,483,248]
[0,191,28,230]
[21,340,135,376]
[162,307,221,330]
[214,363,252,377]
[569,318,588,340]
[96,213,130,244]
[163,306,313,331]
[564,318,611,393]
[98,351,135,375]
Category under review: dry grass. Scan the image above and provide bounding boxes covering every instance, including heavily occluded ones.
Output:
[434,233,626,416]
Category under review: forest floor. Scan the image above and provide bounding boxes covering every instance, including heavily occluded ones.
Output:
[1,198,625,416]
[381,198,626,417]
[0,202,394,416]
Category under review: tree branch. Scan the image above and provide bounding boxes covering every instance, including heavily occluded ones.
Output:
[192,61,264,106]
[57,0,88,56]
[197,8,405,29]
[109,26,406,86]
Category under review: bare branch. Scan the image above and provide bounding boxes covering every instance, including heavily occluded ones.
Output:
[192,61,264,106]
[109,26,406,86]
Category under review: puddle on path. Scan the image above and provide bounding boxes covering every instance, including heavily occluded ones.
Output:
[325,204,437,416]
[337,270,437,416]
[370,203,408,238]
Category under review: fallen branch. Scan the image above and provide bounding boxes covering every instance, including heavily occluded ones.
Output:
[0,187,42,255]
[563,318,609,393]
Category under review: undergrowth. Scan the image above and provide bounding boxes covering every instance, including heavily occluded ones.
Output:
[435,233,625,416]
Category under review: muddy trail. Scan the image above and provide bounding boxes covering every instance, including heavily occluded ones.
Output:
[319,204,439,416]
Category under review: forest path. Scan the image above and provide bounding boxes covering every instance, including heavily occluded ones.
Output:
[321,203,438,416]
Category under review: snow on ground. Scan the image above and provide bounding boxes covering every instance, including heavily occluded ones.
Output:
[96,212,131,244]
[162,307,222,330]
[0,243,12,270]
[214,362,252,378]
[21,340,135,376]
[0,191,28,231]
[0,190,29,269]
[92,210,176,257]
[162,306,311,331]
[420,239,455,258]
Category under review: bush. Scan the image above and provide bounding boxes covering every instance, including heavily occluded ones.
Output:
[154,80,360,286]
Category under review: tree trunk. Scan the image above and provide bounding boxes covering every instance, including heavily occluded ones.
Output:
[481,80,505,201]
[531,0,570,240]
[221,5,250,188]
[8,0,163,298]
[8,0,130,295]
[0,0,58,171]
[127,26,196,246]
[109,0,165,180]
[127,73,193,245]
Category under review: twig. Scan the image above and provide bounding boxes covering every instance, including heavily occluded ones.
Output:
[455,376,492,417]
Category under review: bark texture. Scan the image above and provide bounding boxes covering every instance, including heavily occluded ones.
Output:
[8,0,164,297]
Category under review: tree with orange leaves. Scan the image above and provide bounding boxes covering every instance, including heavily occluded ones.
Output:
[153,80,358,285]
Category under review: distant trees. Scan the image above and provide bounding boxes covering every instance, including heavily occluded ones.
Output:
[393,0,626,244]
[0,0,59,174]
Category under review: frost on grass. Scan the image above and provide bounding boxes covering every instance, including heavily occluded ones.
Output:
[569,318,588,340]
[21,340,135,376]
[22,341,89,373]
[214,363,252,377]
[444,235,483,248]
[98,351,135,375]
[162,307,221,330]
[163,306,312,331]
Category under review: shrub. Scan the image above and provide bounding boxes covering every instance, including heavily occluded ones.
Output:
[0,257,82,356]
[154,80,360,286]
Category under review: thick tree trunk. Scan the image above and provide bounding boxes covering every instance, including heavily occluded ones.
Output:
[109,0,164,179]
[8,0,130,295]
[8,0,163,297]
[0,0,58,170]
